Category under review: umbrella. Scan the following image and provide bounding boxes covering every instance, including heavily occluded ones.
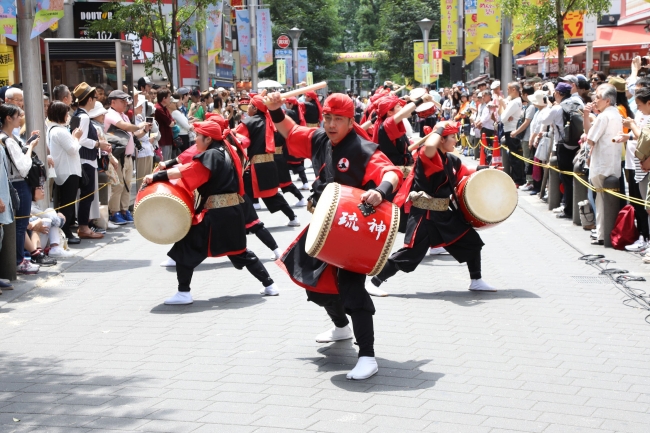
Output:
[257,80,283,89]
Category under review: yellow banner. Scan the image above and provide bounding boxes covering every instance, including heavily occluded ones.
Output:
[0,43,14,88]
[413,41,439,84]
[563,11,584,40]
[477,0,501,57]
[441,0,458,61]
[306,72,313,86]
[513,14,534,54]
[465,11,480,64]
[277,59,286,85]
[334,51,387,63]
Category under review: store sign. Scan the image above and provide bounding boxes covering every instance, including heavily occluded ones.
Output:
[73,2,114,39]
[277,34,290,49]
[610,50,643,67]
[563,11,584,40]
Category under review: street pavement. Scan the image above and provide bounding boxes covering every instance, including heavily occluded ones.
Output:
[1,154,650,433]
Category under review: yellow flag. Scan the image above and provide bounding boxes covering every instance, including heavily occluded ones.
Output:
[441,0,459,61]
[465,11,480,64]
[277,59,286,85]
[512,15,534,54]
[477,0,501,57]
[413,41,439,84]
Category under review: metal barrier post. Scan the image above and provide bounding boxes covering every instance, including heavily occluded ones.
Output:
[573,164,588,226]
[603,175,621,248]
[548,156,562,211]
[0,222,17,281]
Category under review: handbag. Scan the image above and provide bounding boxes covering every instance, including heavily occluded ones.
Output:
[8,181,19,213]
[105,125,130,159]
[534,127,551,162]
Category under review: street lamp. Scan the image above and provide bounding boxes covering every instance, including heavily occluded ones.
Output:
[417,18,434,84]
[287,27,304,88]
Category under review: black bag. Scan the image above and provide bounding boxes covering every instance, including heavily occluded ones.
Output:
[8,181,19,213]
[0,133,45,189]
[105,125,130,159]
[559,102,584,151]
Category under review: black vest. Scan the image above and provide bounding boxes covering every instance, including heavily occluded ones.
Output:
[304,101,320,123]
[378,122,414,167]
[242,114,268,157]
[285,108,300,125]
[73,108,99,161]
[194,144,240,211]
[309,129,377,206]
[413,150,462,199]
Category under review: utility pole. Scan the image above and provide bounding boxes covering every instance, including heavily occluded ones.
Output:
[173,0,182,91]
[58,0,75,38]
[250,0,258,91]
[501,16,513,90]
[198,24,209,90]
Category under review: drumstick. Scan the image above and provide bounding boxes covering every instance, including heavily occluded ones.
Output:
[391,85,406,95]
[360,120,373,130]
[279,82,328,100]
[408,131,435,151]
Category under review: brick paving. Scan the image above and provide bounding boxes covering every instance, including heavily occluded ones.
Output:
[1,157,649,433]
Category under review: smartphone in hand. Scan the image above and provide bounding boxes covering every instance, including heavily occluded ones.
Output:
[69,116,81,131]
[26,133,39,145]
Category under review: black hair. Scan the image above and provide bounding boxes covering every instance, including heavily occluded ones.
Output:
[522,85,535,96]
[156,88,171,103]
[637,77,650,88]
[616,92,632,118]
[0,104,22,127]
[48,101,69,124]
[78,89,96,106]
[52,84,70,101]
[635,87,650,104]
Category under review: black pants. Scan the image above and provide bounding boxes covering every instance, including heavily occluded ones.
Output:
[559,173,574,216]
[78,164,96,226]
[262,193,296,220]
[249,223,278,251]
[626,169,649,240]
[289,164,308,184]
[480,128,494,164]
[281,183,304,201]
[377,224,483,282]
[176,249,274,292]
[505,132,526,185]
[58,174,80,238]
[306,269,375,357]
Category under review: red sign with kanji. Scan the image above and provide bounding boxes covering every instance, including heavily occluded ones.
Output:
[277,34,291,49]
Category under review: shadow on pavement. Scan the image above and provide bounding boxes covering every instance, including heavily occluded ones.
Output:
[150,293,266,314]
[393,289,540,307]
[62,259,152,273]
[266,226,302,233]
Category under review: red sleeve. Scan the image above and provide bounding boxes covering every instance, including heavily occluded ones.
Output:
[456,163,471,180]
[383,117,406,142]
[178,160,211,191]
[176,145,199,164]
[362,150,403,191]
[234,123,251,149]
[285,125,316,160]
[418,147,444,177]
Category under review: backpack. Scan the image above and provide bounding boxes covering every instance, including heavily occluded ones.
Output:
[0,133,46,189]
[611,204,639,250]
[559,102,584,150]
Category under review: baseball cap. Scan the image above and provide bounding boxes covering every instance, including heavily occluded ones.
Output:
[559,75,578,85]
[190,89,201,97]
[556,82,573,95]
[108,90,132,102]
[176,87,190,96]
[490,80,501,90]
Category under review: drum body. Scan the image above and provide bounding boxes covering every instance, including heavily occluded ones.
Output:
[416,101,437,119]
[134,180,194,244]
[305,183,400,276]
[456,169,518,229]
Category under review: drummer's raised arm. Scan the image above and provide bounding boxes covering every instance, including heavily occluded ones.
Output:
[422,123,446,159]
[264,91,296,138]
[393,93,432,124]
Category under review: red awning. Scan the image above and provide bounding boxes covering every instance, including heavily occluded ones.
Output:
[594,25,650,51]
[516,46,586,66]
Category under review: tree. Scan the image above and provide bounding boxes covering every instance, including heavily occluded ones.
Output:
[500,0,611,76]
[89,0,219,90]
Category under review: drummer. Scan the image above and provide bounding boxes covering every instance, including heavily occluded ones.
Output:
[264,91,402,380]
[370,121,497,293]
[283,97,310,190]
[141,121,279,305]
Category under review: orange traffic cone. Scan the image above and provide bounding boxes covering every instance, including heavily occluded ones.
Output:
[491,135,502,167]
[480,133,487,166]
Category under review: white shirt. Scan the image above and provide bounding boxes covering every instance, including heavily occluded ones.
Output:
[2,134,31,181]
[172,110,191,136]
[587,106,624,180]
[627,112,650,170]
[501,97,522,132]
[135,114,155,158]
[479,103,495,130]
[49,125,82,185]
[104,108,135,155]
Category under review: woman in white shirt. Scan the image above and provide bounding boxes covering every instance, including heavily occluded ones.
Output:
[0,104,42,273]
[170,96,194,152]
[135,95,157,191]
[48,101,83,240]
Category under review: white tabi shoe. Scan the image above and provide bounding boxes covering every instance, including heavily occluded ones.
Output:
[315,325,353,343]
[164,291,193,305]
[287,217,301,227]
[271,248,282,260]
[160,257,176,267]
[346,356,378,380]
[468,279,497,292]
[294,198,308,207]
[253,203,262,210]
[428,247,449,255]
[300,183,310,190]
[366,285,388,297]
[260,283,279,296]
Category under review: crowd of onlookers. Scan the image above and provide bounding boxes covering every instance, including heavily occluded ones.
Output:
[0,77,262,283]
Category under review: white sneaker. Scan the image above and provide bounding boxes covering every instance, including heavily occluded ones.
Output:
[428,247,449,255]
[260,283,279,296]
[316,325,353,343]
[160,257,176,267]
[17,259,39,275]
[287,217,301,227]
[107,222,119,230]
[271,248,281,260]
[552,205,565,213]
[48,246,74,258]
[300,183,310,190]
[366,286,388,297]
[253,203,262,210]
[164,291,193,305]
[346,356,379,380]
[625,236,647,252]
[468,279,497,292]
[294,198,308,207]
[519,183,533,191]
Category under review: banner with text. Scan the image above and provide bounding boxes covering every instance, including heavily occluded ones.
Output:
[256,8,273,72]
[0,0,17,41]
[334,51,387,63]
[277,59,286,85]
[441,0,458,61]
[513,14,534,54]
[206,1,224,69]
[274,49,293,87]
[297,49,308,83]
[236,9,252,80]
[413,41,440,84]
[181,14,199,66]
[477,0,501,57]
[32,0,64,39]
[464,0,480,64]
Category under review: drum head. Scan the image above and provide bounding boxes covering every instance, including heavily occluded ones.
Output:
[463,170,518,224]
[415,101,434,113]
[134,194,192,244]
[409,88,426,100]
[305,183,340,257]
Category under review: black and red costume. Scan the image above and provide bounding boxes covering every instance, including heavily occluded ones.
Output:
[274,131,304,201]
[374,128,484,284]
[303,91,323,126]
[284,98,309,185]
[274,94,402,358]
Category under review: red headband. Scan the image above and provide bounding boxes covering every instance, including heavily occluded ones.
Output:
[193,121,223,141]
[285,97,306,126]
[322,93,354,118]
[440,122,460,137]
[305,91,323,122]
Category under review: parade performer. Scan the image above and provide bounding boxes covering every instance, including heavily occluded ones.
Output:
[274,130,307,206]
[284,97,310,190]
[370,122,497,292]
[303,91,323,127]
[235,96,301,227]
[141,121,279,305]
[264,91,402,380]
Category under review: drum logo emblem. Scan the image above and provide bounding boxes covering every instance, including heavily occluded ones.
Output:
[337,158,350,172]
